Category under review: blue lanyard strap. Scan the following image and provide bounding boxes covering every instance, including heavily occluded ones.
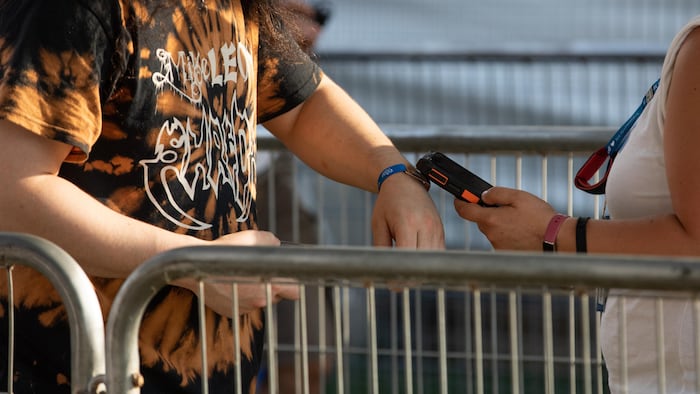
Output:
[606,78,660,157]
[575,78,660,195]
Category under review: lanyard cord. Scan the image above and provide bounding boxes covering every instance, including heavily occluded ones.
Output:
[574,79,660,195]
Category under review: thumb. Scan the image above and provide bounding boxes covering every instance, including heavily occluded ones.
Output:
[479,186,518,206]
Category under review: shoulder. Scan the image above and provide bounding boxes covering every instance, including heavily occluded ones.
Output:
[669,24,700,87]
[657,17,700,110]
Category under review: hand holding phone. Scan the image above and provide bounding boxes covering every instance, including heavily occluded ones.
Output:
[416,152,494,206]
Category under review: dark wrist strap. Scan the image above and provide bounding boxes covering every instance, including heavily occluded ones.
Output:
[576,217,590,253]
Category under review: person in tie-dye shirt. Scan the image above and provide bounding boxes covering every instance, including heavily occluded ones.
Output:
[0,0,444,392]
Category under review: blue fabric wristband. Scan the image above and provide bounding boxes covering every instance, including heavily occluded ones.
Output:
[377,163,408,191]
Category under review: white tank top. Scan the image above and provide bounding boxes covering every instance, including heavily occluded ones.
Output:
[601,15,700,394]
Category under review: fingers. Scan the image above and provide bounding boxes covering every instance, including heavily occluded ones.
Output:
[214,230,281,246]
[372,221,393,248]
[454,198,486,222]
[274,283,301,301]
[454,187,522,220]
[372,174,445,249]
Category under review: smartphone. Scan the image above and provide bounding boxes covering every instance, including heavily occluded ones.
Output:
[416,152,493,206]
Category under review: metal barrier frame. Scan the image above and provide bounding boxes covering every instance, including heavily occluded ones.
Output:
[105,245,700,394]
[0,232,106,394]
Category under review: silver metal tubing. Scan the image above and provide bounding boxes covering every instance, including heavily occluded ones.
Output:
[105,245,700,393]
[0,232,106,394]
[259,125,614,154]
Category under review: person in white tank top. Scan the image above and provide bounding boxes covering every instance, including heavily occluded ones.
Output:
[454,15,700,393]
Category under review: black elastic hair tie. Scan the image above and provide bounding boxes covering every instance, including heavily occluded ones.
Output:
[576,217,590,253]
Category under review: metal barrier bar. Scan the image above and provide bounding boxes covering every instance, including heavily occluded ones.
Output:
[258,125,613,153]
[0,232,106,394]
[316,50,666,63]
[105,245,700,393]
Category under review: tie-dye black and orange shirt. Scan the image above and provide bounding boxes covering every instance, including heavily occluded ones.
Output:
[0,0,320,392]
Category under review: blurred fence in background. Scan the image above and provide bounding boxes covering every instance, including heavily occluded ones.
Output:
[317,51,663,127]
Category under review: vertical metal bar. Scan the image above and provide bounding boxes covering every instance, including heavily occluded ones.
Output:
[342,286,350,393]
[543,288,554,394]
[438,288,448,394]
[368,285,379,394]
[490,156,497,186]
[266,283,278,394]
[518,290,525,394]
[508,290,520,394]
[391,291,399,394]
[542,156,549,202]
[403,288,414,394]
[619,296,629,393]
[318,286,328,393]
[299,285,310,394]
[474,288,484,394]
[569,291,576,394]
[655,298,666,394]
[294,301,302,394]
[197,281,210,394]
[596,309,604,394]
[694,294,700,394]
[333,286,345,394]
[416,290,424,394]
[232,284,242,394]
[465,289,474,394]
[580,293,592,394]
[490,286,499,394]
[6,265,13,394]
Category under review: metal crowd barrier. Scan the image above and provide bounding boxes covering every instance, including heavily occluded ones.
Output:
[104,245,700,394]
[0,232,106,394]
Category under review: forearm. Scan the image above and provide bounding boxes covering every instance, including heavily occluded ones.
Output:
[1,174,204,278]
[553,214,700,257]
[264,76,409,192]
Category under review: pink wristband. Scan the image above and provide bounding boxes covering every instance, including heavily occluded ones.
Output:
[543,214,569,252]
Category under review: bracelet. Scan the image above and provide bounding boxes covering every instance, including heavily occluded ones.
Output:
[403,164,431,191]
[576,217,590,253]
[543,213,569,252]
[377,163,430,191]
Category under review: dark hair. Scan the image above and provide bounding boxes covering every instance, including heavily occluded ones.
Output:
[246,0,305,54]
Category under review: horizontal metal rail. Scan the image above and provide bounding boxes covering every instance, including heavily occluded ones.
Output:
[315,49,666,63]
[105,245,700,393]
[258,125,615,153]
[0,232,106,394]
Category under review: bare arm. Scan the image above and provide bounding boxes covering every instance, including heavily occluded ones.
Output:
[263,74,445,249]
[263,75,407,192]
[559,27,700,256]
[454,28,700,257]
[0,120,203,278]
[0,120,297,315]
